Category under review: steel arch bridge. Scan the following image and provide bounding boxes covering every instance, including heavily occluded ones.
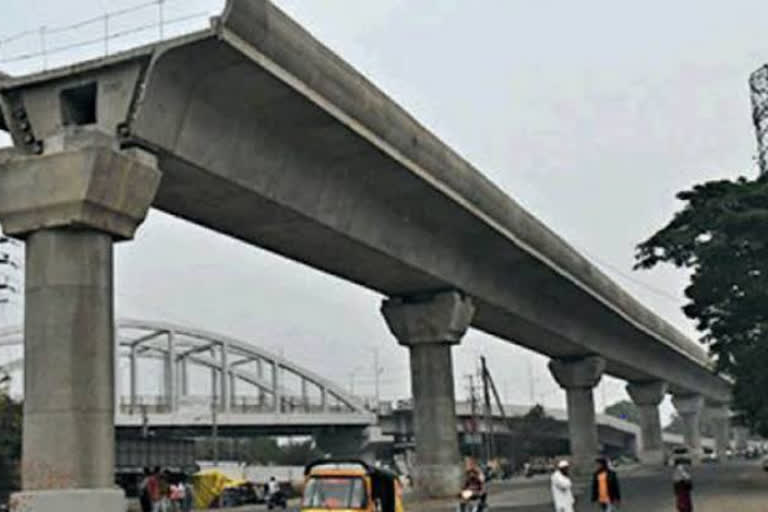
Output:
[0,318,376,435]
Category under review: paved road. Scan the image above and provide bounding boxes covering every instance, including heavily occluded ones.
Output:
[492,460,768,511]
[232,461,767,511]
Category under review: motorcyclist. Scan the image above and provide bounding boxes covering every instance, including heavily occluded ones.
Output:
[266,476,285,509]
[459,466,487,511]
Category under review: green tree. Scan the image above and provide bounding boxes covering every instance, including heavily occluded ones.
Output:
[506,405,564,468]
[635,176,768,435]
[0,391,22,502]
[604,400,641,424]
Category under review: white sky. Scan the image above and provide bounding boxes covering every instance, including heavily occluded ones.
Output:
[3,0,767,424]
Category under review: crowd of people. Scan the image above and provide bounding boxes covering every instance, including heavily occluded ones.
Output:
[138,467,194,512]
[550,456,694,512]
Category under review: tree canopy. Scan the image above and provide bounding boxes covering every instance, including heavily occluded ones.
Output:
[604,400,641,425]
[635,175,768,435]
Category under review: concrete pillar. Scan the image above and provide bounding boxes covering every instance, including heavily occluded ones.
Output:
[626,381,668,465]
[672,394,704,459]
[548,356,606,477]
[733,426,749,452]
[0,133,159,511]
[381,290,475,498]
[706,403,731,459]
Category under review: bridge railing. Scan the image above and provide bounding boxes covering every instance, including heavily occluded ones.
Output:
[118,394,358,415]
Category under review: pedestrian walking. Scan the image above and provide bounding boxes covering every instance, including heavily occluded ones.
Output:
[673,462,693,512]
[169,479,185,512]
[147,467,163,512]
[181,475,195,512]
[591,457,621,511]
[158,470,172,512]
[139,467,152,512]
[551,460,575,512]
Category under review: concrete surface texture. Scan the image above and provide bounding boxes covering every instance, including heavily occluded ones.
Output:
[0,133,159,509]
[9,489,125,512]
[672,394,705,456]
[627,381,667,466]
[705,404,731,458]
[381,291,474,497]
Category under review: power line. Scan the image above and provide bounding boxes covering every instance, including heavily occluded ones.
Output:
[0,11,209,64]
[568,242,685,305]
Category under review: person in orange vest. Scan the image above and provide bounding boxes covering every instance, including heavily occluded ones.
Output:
[591,457,621,511]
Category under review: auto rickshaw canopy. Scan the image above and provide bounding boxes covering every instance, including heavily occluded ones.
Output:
[302,459,404,512]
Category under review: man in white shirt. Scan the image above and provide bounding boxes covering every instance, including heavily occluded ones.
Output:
[551,460,575,512]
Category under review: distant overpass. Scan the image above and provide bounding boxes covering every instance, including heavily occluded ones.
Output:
[0,318,377,438]
[379,401,715,457]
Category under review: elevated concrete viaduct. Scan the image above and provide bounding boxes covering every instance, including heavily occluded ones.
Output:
[0,0,730,505]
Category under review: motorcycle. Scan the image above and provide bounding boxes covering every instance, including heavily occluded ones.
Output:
[458,489,488,512]
[266,491,287,510]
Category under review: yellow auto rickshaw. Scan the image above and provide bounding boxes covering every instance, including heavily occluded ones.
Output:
[300,459,405,512]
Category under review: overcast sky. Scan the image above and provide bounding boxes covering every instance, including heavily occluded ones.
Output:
[2,0,767,423]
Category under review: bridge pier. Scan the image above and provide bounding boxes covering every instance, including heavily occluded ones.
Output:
[0,132,159,511]
[548,356,605,477]
[627,381,668,466]
[382,290,474,498]
[672,394,704,460]
[706,403,731,459]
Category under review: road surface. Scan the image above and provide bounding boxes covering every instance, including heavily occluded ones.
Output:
[222,460,767,511]
[491,460,768,511]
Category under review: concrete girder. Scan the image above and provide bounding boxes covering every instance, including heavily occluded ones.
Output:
[0,0,729,401]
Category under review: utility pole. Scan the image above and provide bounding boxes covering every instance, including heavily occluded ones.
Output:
[750,65,768,175]
[141,404,149,439]
[212,375,219,466]
[481,357,495,464]
[526,357,538,404]
[372,348,382,407]
[466,374,479,460]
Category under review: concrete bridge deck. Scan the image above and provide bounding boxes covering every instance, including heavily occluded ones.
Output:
[0,0,728,402]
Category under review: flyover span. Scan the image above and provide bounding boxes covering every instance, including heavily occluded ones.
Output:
[379,402,718,459]
[0,0,730,503]
[0,318,376,436]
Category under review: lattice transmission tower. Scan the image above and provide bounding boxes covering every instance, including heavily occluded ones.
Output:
[0,234,22,327]
[750,65,768,175]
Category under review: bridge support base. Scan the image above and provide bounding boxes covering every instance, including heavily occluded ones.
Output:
[381,290,474,498]
[706,404,731,460]
[627,381,668,466]
[672,394,704,461]
[549,356,605,477]
[0,131,159,494]
[10,489,124,512]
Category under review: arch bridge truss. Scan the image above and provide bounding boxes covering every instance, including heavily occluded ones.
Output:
[0,318,371,421]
